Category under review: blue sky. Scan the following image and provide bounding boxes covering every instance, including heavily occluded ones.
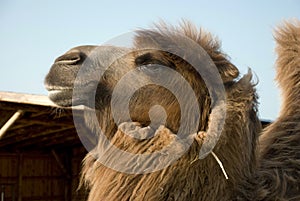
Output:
[0,1,299,120]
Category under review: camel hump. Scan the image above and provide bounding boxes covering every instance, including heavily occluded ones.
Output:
[274,20,300,94]
[273,20,300,115]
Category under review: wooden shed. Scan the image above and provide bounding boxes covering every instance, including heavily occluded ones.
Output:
[0,91,90,201]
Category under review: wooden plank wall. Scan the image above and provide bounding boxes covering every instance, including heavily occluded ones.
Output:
[0,147,88,201]
[71,147,88,201]
[0,153,18,201]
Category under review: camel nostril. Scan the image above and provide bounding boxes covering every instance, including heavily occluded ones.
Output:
[54,51,86,65]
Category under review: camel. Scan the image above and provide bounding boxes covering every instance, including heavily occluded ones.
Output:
[254,20,300,201]
[44,20,299,200]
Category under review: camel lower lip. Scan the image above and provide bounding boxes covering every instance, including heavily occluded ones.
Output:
[48,89,88,107]
[48,89,70,95]
[47,89,73,106]
[48,89,73,99]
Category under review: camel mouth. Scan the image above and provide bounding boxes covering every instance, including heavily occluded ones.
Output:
[46,85,92,107]
[47,87,74,107]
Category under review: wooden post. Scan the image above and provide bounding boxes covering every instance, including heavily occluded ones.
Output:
[0,110,23,139]
[1,185,4,201]
[17,153,23,201]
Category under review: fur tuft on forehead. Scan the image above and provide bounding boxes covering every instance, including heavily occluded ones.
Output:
[134,20,239,82]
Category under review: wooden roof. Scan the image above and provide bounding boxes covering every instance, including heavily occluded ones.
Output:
[0,91,89,151]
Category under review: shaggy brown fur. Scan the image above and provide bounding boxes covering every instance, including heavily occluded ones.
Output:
[46,23,260,201]
[45,20,300,200]
[255,20,300,201]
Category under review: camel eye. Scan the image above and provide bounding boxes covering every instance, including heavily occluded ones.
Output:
[135,53,153,66]
[138,63,162,75]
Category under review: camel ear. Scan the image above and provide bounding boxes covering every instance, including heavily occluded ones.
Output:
[216,62,239,82]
